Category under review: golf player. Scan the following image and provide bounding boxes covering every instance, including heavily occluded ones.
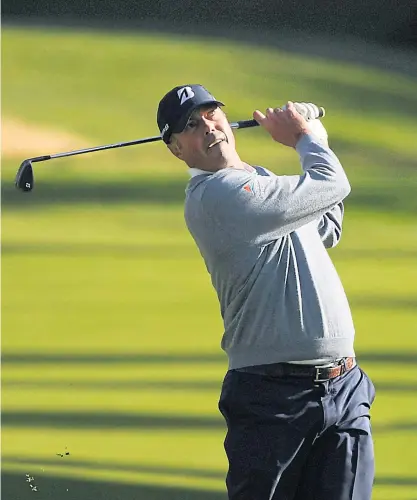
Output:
[157,84,376,500]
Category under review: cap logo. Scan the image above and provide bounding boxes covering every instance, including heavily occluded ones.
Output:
[161,123,169,136]
[177,86,195,105]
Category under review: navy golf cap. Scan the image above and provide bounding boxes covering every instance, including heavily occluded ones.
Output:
[157,84,224,143]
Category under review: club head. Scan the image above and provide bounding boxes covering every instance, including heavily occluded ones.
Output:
[15,159,34,192]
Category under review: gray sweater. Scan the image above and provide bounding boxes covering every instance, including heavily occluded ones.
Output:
[184,134,355,370]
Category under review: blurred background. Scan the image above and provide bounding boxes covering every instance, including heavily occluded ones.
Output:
[1,1,417,498]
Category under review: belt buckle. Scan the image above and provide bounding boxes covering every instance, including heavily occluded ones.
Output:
[313,366,332,383]
[313,358,351,382]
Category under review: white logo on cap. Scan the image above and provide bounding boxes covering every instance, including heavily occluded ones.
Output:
[161,123,169,136]
[177,86,195,105]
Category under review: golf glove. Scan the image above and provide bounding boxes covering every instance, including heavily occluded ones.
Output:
[291,102,329,147]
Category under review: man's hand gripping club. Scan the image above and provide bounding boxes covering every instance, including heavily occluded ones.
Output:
[254,101,321,148]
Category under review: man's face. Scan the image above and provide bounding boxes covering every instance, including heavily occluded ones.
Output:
[168,105,237,171]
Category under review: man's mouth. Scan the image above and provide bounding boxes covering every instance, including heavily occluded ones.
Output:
[207,137,226,150]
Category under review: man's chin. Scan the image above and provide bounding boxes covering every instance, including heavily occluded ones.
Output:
[207,148,228,162]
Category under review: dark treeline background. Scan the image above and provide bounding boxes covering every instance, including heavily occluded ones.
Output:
[2,0,416,47]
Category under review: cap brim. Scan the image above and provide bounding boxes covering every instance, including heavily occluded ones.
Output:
[172,100,225,134]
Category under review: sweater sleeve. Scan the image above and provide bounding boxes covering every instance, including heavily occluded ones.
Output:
[201,134,351,246]
[317,202,345,248]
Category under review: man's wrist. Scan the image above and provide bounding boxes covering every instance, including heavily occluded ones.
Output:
[294,131,311,149]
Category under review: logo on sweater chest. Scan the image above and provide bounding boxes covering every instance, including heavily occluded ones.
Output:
[243,183,253,194]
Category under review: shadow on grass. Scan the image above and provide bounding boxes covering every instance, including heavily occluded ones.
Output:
[1,242,197,259]
[1,471,226,500]
[3,17,417,80]
[3,351,417,365]
[4,456,225,481]
[334,249,417,260]
[1,178,187,209]
[331,138,417,172]
[2,470,417,500]
[1,352,226,364]
[357,352,417,364]
[374,476,417,486]
[4,456,417,489]
[2,410,416,434]
[4,379,223,391]
[347,186,417,215]
[349,296,417,310]
[292,76,417,124]
[3,379,417,393]
[3,243,417,261]
[372,421,417,434]
[5,469,415,500]
[2,173,417,215]
[1,410,226,430]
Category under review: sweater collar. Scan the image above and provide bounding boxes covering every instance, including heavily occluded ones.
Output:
[188,168,212,178]
[188,164,256,178]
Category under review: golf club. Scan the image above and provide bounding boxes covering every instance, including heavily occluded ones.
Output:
[15,103,325,192]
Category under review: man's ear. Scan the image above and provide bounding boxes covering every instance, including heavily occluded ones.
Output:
[167,137,183,160]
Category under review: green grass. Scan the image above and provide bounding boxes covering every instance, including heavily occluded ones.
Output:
[2,26,417,499]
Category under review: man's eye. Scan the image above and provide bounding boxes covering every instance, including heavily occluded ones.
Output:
[186,120,197,129]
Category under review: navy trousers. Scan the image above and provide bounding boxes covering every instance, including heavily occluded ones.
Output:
[218,364,376,500]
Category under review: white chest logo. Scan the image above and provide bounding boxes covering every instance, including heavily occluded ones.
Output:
[177,86,195,105]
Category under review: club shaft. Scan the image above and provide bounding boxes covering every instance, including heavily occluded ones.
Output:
[25,107,324,164]
[27,120,259,163]
[51,135,162,159]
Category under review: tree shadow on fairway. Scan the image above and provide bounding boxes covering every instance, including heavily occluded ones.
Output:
[2,469,416,500]
[356,352,417,364]
[5,242,417,260]
[3,18,417,80]
[3,350,417,365]
[3,176,417,215]
[349,296,417,311]
[5,456,226,482]
[1,177,188,209]
[374,476,417,486]
[372,421,417,434]
[1,410,226,430]
[334,249,417,260]
[4,379,417,394]
[2,410,416,435]
[1,351,226,364]
[1,471,227,500]
[330,138,417,173]
[4,379,223,391]
[289,76,417,124]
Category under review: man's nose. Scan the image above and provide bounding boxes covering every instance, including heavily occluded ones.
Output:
[202,117,216,134]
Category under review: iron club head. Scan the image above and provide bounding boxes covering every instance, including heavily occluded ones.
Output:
[15,160,34,192]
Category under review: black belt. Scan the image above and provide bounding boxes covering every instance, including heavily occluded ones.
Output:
[234,357,356,383]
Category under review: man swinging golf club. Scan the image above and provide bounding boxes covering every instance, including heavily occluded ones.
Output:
[157,84,376,500]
